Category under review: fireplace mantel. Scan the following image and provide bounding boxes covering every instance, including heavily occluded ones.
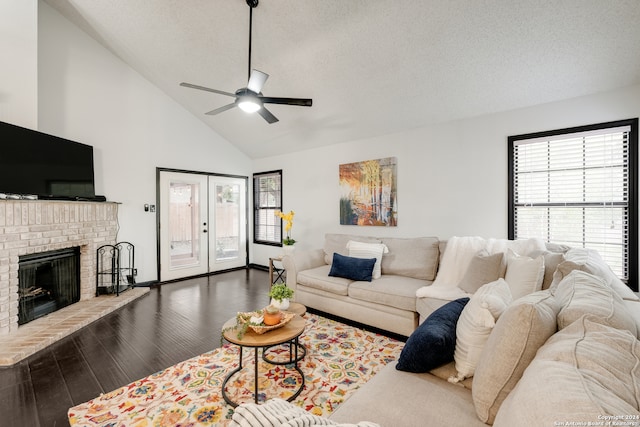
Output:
[0,200,120,335]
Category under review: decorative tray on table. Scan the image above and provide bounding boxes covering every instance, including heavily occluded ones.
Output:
[236,310,295,334]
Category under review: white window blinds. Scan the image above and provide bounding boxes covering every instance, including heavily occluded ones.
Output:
[511,125,631,280]
[253,171,282,244]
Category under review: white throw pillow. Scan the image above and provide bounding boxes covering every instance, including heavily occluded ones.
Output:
[451,279,513,382]
[504,249,545,300]
[347,240,389,280]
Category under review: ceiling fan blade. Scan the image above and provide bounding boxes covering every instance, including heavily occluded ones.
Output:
[205,103,237,116]
[257,106,279,124]
[180,82,236,98]
[260,96,313,107]
[247,69,269,94]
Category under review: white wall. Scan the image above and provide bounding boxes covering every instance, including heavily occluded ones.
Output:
[6,2,639,277]
[36,2,252,282]
[252,84,640,267]
[0,0,38,128]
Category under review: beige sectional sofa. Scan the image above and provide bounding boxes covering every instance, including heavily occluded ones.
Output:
[276,233,640,426]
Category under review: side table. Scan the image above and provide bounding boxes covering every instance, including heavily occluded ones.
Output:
[286,302,307,317]
[269,256,286,285]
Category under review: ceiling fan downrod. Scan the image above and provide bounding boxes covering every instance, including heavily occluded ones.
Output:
[247,0,258,82]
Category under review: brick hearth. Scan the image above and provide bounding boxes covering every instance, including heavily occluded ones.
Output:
[0,200,145,364]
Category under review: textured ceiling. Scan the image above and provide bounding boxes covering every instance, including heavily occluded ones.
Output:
[43,0,640,159]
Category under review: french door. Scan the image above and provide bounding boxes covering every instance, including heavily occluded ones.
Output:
[158,170,247,282]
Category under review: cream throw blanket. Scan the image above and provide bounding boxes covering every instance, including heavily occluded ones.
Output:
[415,236,546,300]
[230,398,380,427]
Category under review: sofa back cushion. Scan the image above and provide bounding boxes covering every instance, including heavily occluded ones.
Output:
[324,234,381,265]
[472,290,559,424]
[552,269,637,336]
[380,237,439,280]
[552,247,639,301]
[494,317,640,427]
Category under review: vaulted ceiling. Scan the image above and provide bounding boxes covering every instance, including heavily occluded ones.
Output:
[43,0,640,159]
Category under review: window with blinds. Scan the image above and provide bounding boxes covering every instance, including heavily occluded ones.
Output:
[253,170,282,245]
[508,119,638,289]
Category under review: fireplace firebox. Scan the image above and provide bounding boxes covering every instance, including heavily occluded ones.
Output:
[18,247,81,325]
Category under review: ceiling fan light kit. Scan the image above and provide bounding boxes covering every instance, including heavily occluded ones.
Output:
[179,0,312,124]
[238,97,261,113]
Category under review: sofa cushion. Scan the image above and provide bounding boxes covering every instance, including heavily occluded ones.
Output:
[328,253,377,282]
[503,249,544,300]
[552,247,639,301]
[329,362,487,427]
[298,265,351,296]
[416,296,451,324]
[324,233,381,265]
[396,298,470,373]
[348,275,426,311]
[472,290,559,424]
[452,279,512,382]
[494,317,640,427]
[380,237,440,280]
[429,361,473,389]
[624,300,640,332]
[552,269,637,336]
[457,250,505,294]
[346,240,389,279]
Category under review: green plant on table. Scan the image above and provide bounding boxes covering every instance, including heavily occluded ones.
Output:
[268,283,294,302]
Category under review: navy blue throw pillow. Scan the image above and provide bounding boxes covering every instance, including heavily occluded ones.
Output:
[328,253,377,282]
[396,297,470,373]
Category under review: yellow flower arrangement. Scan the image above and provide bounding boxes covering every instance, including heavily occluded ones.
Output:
[275,210,296,245]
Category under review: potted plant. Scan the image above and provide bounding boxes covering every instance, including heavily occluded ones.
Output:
[275,210,296,250]
[268,283,294,310]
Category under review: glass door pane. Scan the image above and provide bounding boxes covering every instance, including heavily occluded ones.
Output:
[209,176,247,271]
[159,171,208,281]
[169,181,201,268]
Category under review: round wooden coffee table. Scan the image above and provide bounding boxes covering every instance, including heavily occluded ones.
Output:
[221,314,305,407]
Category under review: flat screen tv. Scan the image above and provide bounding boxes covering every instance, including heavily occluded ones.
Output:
[0,120,97,200]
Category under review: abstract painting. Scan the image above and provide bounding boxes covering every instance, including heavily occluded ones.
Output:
[339,157,397,226]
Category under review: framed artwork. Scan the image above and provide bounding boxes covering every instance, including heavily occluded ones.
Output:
[339,157,397,226]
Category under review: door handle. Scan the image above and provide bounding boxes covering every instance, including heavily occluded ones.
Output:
[203,229,208,233]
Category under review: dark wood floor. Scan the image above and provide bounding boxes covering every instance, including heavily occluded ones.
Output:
[0,268,271,427]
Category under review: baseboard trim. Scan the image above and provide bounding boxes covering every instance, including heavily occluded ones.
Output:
[250,263,268,271]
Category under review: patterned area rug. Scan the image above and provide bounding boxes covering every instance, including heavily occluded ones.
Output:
[68,313,403,426]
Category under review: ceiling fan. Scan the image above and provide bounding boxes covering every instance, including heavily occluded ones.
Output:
[180,0,312,124]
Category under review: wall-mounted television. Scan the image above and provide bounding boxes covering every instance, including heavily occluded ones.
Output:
[0,120,99,201]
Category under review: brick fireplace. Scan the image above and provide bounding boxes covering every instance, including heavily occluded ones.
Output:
[0,200,119,335]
